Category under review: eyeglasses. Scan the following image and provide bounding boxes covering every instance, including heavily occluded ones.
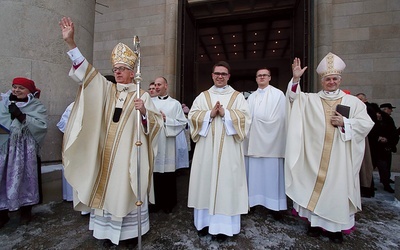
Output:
[256,74,270,78]
[213,72,229,77]
[112,66,129,73]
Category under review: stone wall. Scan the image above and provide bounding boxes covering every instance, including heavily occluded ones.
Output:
[0,0,96,162]
[314,0,400,170]
[93,0,178,97]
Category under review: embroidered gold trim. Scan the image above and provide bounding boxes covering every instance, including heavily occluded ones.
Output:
[211,90,241,213]
[83,64,98,89]
[89,87,140,208]
[307,98,342,211]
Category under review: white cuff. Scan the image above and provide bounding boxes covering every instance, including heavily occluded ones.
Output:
[343,117,352,141]
[224,110,237,135]
[198,111,212,137]
[67,47,85,66]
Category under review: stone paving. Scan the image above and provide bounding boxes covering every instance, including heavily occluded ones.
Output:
[1,169,400,250]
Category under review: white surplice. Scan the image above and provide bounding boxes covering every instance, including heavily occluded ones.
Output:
[152,97,187,173]
[243,85,287,211]
[57,102,74,201]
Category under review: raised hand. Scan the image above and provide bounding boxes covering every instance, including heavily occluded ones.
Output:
[292,57,307,83]
[59,17,76,50]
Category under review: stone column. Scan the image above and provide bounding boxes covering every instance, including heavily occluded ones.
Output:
[0,0,96,162]
[164,0,179,97]
[316,0,333,63]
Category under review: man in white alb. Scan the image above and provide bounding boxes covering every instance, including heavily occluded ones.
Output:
[285,53,374,243]
[151,77,187,213]
[243,68,287,220]
[59,17,162,247]
[188,61,251,242]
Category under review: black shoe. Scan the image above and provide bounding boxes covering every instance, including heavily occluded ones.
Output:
[163,208,173,214]
[122,238,138,249]
[322,231,343,244]
[197,227,209,237]
[271,210,283,221]
[248,207,256,214]
[390,179,395,184]
[361,187,375,198]
[212,234,228,243]
[0,216,10,229]
[148,204,160,213]
[384,186,395,193]
[102,239,114,247]
[306,225,322,237]
[20,216,32,225]
[20,211,32,225]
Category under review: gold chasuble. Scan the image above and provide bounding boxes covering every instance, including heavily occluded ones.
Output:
[90,84,140,209]
[285,80,374,229]
[307,98,342,211]
[188,85,251,216]
[62,60,162,218]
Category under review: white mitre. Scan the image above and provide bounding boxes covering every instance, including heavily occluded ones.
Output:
[316,52,346,77]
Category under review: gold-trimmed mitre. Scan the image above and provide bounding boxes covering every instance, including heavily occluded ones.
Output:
[110,42,138,70]
[316,52,346,78]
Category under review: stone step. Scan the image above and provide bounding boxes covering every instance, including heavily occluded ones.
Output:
[41,163,63,203]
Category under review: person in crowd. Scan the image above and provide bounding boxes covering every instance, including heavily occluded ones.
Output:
[355,93,367,104]
[150,76,187,213]
[188,61,251,242]
[182,103,195,161]
[0,77,48,228]
[380,103,396,116]
[56,102,74,203]
[243,68,287,220]
[175,103,190,170]
[379,103,399,183]
[56,102,91,215]
[368,103,398,193]
[59,17,162,247]
[182,103,190,115]
[355,93,376,197]
[148,82,157,98]
[285,53,374,243]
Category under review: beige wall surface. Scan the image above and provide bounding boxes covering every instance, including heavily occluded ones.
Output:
[93,0,178,97]
[314,0,400,170]
[0,0,96,162]
[315,0,400,124]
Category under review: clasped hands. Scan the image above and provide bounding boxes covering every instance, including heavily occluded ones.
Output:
[9,102,26,123]
[9,102,23,120]
[210,101,225,118]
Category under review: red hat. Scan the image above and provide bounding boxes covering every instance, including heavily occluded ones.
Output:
[12,77,41,98]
